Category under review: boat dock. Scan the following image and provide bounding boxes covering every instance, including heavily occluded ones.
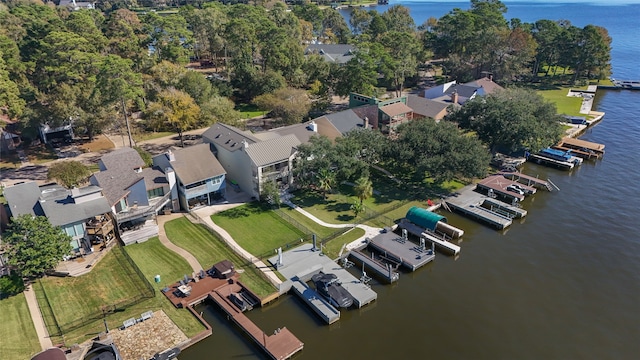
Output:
[349,249,400,283]
[500,172,552,191]
[290,280,340,324]
[210,287,304,360]
[161,267,303,360]
[397,220,460,256]
[476,175,526,202]
[482,198,527,218]
[557,137,605,158]
[366,234,436,270]
[445,189,513,229]
[527,153,575,170]
[270,243,377,310]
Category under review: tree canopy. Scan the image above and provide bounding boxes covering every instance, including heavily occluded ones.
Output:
[445,88,564,153]
[47,161,91,188]
[4,214,73,279]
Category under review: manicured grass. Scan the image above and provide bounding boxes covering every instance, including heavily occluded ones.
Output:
[124,237,193,290]
[235,103,265,118]
[0,293,41,360]
[291,182,412,226]
[164,217,276,298]
[280,206,336,239]
[211,203,306,255]
[38,246,152,332]
[323,227,366,260]
[537,88,584,116]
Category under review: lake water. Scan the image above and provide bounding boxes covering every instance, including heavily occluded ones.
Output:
[181,1,640,359]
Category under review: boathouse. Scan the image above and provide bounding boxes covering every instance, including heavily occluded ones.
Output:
[405,206,446,231]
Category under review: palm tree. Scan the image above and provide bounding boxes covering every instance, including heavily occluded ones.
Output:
[351,201,364,218]
[317,168,335,200]
[354,176,373,206]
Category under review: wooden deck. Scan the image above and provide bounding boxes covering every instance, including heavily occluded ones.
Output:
[162,269,303,359]
[210,289,304,360]
[558,137,605,158]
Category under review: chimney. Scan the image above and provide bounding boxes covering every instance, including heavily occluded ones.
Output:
[167,150,175,162]
[363,117,369,129]
[488,73,493,81]
[310,121,318,132]
[165,167,179,212]
[451,91,459,104]
[242,139,249,149]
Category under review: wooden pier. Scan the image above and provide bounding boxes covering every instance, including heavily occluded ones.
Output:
[161,263,304,360]
[349,249,400,283]
[291,280,340,324]
[445,190,513,229]
[367,231,437,270]
[557,137,605,159]
[210,288,304,360]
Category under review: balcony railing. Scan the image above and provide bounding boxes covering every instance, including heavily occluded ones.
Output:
[262,168,290,182]
[116,191,171,223]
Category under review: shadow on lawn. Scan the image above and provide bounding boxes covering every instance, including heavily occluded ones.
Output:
[216,202,266,218]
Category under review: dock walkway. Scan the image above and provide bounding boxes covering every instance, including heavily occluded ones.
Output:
[367,232,437,269]
[397,220,460,256]
[445,190,513,229]
[210,290,304,360]
[269,243,377,309]
[349,249,400,283]
[291,280,340,324]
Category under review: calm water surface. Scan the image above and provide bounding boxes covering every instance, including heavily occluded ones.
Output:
[181,2,640,358]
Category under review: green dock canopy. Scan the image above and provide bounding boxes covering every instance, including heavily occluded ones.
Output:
[406,206,446,231]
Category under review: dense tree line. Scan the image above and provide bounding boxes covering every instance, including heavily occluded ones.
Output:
[0,1,611,142]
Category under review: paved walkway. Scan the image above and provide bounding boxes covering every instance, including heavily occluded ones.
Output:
[192,207,283,286]
[156,213,204,274]
[282,198,383,251]
[23,284,53,351]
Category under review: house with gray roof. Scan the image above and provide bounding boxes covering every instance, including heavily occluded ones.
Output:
[304,44,355,65]
[1,182,115,255]
[203,123,304,199]
[423,77,503,106]
[152,143,226,211]
[90,147,171,237]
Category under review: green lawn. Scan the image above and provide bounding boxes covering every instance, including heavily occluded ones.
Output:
[164,217,276,298]
[0,294,40,360]
[38,246,152,332]
[537,88,584,116]
[35,243,204,346]
[235,103,265,118]
[279,206,336,239]
[291,181,412,226]
[211,203,306,255]
[323,227,366,259]
[124,237,193,291]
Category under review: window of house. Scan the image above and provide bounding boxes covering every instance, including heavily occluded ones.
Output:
[186,180,206,189]
[147,187,164,198]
